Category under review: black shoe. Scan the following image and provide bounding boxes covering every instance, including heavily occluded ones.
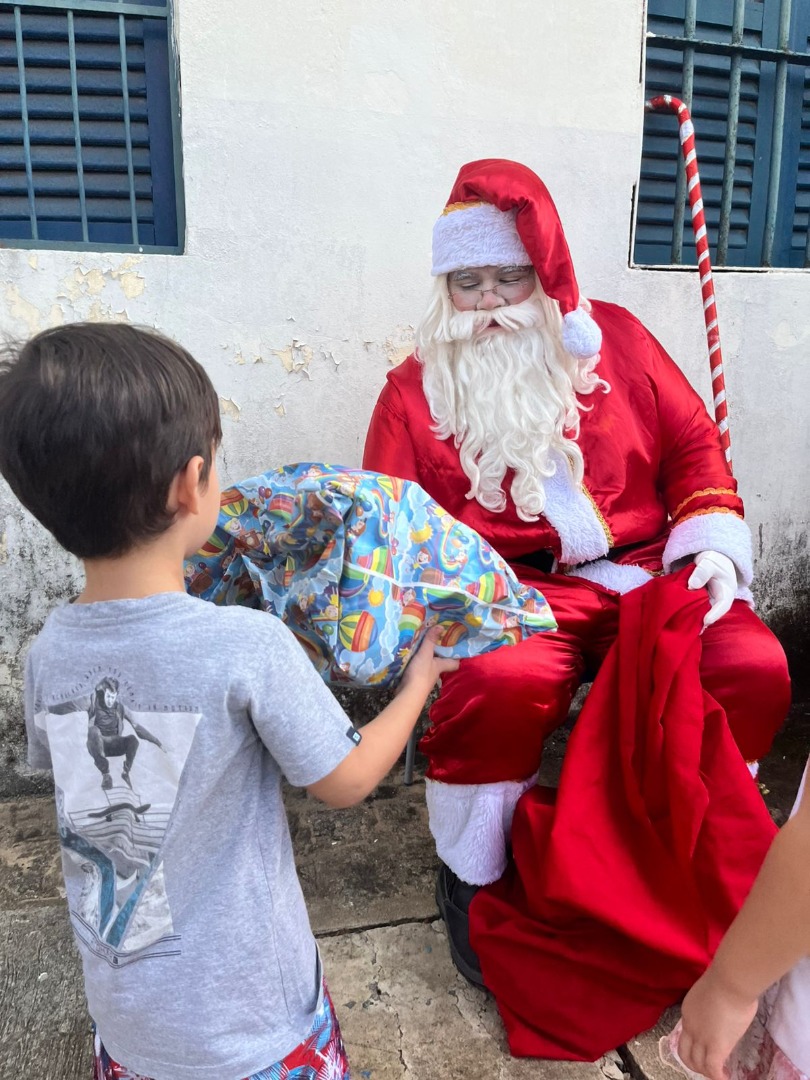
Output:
[101,772,112,791]
[435,862,485,988]
[121,768,133,790]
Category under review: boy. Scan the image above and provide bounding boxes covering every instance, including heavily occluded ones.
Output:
[0,323,457,1080]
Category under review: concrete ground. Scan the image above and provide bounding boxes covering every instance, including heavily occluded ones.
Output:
[1,702,807,1080]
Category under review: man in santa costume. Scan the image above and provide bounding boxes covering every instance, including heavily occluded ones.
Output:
[362,158,791,985]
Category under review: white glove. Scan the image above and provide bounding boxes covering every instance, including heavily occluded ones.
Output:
[687,550,737,628]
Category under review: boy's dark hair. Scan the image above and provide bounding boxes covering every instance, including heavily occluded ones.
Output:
[0,323,222,559]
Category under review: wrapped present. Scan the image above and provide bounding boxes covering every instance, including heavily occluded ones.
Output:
[185,463,556,688]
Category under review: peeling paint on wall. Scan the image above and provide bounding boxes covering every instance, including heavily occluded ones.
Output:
[4,284,41,335]
[85,301,129,323]
[58,267,102,301]
[383,324,415,367]
[55,256,146,306]
[83,268,106,296]
[3,261,140,339]
[115,271,147,300]
[220,396,241,421]
[4,286,66,336]
[231,348,264,368]
[384,342,412,367]
[274,339,314,374]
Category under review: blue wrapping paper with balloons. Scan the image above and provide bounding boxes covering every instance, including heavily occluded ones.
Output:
[184,463,556,687]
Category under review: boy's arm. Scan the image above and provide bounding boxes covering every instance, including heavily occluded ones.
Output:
[246,617,456,808]
[307,628,457,808]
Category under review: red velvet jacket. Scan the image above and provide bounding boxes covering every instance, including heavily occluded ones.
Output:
[363,300,753,593]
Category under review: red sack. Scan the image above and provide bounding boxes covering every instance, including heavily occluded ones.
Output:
[469,567,777,1060]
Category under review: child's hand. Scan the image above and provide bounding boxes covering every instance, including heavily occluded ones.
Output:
[400,626,460,696]
[677,970,758,1080]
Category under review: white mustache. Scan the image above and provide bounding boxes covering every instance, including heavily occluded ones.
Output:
[445,296,544,342]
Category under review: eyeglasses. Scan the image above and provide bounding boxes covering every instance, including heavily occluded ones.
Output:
[447,268,535,309]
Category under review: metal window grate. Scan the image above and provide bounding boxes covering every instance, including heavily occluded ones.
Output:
[636,0,810,269]
[0,0,183,252]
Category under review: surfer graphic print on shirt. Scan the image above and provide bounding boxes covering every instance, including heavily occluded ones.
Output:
[35,669,201,967]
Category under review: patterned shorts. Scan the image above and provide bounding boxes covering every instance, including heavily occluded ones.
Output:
[93,981,351,1079]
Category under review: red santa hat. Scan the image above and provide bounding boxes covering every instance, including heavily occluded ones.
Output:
[431,159,602,360]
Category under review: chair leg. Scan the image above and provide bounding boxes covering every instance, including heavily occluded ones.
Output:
[404,727,418,785]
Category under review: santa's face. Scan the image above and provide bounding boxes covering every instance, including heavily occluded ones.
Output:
[447,265,536,321]
[415,279,608,522]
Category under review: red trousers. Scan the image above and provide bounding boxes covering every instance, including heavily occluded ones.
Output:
[422,571,791,783]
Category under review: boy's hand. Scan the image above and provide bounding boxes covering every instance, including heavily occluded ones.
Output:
[307,626,460,809]
[677,971,758,1080]
[399,626,459,696]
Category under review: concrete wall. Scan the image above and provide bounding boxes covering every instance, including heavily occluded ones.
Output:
[2,0,809,794]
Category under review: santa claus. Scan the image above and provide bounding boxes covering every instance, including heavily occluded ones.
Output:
[362,159,791,985]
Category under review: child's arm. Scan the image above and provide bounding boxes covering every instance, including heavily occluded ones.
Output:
[677,775,810,1080]
[306,627,458,808]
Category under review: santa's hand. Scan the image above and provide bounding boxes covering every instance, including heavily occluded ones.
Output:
[688,550,737,628]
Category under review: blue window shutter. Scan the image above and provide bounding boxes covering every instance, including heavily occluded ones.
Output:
[0,3,180,251]
[141,16,177,248]
[791,63,810,266]
[773,3,810,266]
[635,0,773,267]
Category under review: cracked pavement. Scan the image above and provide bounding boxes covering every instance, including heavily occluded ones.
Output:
[2,704,807,1079]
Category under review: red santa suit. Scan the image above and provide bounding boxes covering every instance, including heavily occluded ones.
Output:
[362,159,790,887]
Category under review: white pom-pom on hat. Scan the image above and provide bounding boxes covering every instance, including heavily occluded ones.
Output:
[562,305,602,360]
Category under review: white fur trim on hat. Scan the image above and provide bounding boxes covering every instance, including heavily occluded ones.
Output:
[562,305,602,360]
[431,202,531,276]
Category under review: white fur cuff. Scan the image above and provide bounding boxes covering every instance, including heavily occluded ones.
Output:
[663,511,753,586]
[425,776,536,886]
[568,559,654,594]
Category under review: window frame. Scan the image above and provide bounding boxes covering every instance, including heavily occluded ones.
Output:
[0,0,185,254]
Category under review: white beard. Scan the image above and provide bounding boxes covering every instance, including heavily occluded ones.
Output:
[416,281,610,522]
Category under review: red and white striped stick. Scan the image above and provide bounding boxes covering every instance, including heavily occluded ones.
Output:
[645,94,732,472]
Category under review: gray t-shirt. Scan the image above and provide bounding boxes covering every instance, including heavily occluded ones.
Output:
[24,592,360,1080]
